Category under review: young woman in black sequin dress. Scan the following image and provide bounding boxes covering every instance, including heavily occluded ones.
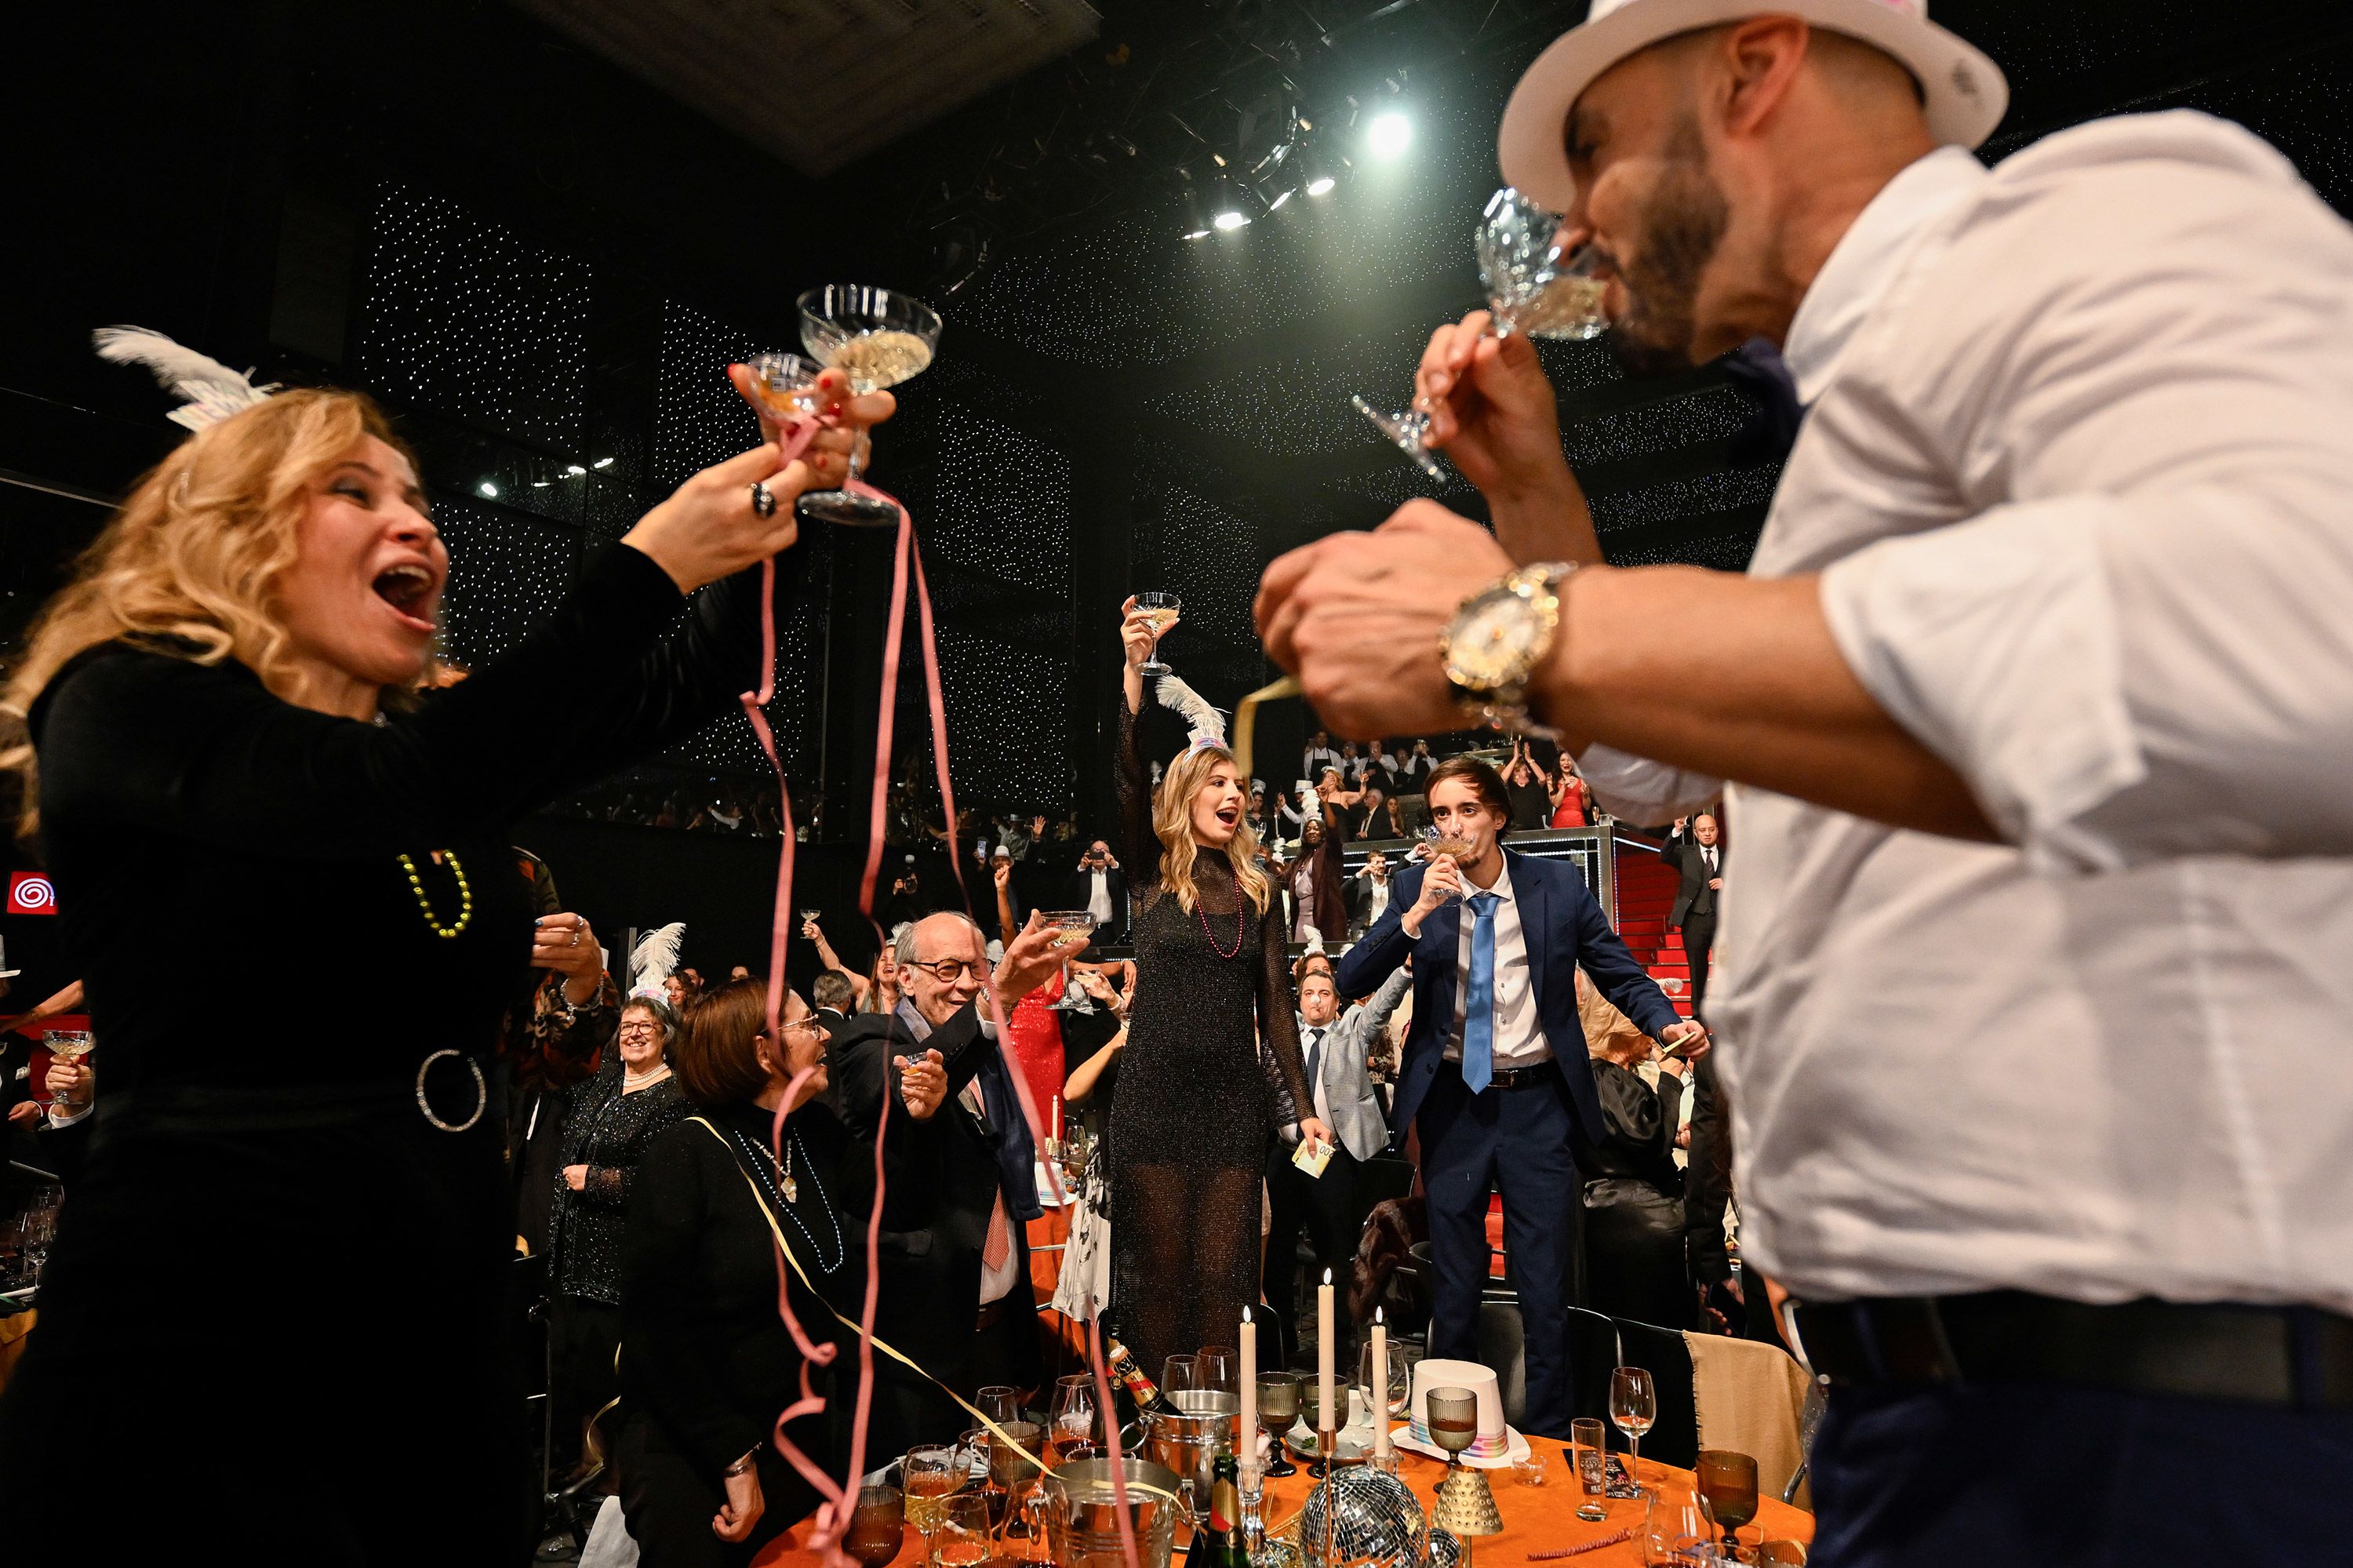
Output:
[1110,599,1327,1384]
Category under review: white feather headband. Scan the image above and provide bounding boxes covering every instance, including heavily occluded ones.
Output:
[627,922,687,1002]
[1153,672,1228,755]
[93,326,278,431]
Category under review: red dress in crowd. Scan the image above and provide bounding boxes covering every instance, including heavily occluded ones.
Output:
[1003,967,1068,1129]
[1551,775,1591,828]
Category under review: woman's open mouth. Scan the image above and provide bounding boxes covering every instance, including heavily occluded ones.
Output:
[371,563,442,631]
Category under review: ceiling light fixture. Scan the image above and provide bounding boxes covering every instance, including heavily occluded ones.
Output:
[1366,111,1412,158]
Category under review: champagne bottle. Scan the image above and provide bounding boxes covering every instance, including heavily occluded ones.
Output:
[1198,1453,1251,1568]
[1102,1337,1176,1417]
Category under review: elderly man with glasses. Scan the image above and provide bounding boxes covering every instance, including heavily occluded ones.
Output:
[824,910,1067,1455]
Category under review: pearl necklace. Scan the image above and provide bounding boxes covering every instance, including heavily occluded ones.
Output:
[623,1064,670,1091]
[396,849,474,939]
[732,1129,844,1275]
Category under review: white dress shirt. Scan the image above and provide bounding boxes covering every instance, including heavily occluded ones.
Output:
[1580,113,2353,1312]
[1365,875,1392,926]
[1440,856,1549,1068]
[1086,869,1113,926]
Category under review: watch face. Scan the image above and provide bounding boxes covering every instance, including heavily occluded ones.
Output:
[1445,586,1547,690]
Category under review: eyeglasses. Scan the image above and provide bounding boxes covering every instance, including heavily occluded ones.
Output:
[780,1016,830,1039]
[904,958,988,982]
[616,1022,660,1038]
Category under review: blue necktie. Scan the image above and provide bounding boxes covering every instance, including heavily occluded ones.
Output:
[1462,892,1500,1093]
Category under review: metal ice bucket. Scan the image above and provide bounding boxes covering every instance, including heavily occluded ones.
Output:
[1144,1388,1239,1497]
[1042,1454,1180,1568]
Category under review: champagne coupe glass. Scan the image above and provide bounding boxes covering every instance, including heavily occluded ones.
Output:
[1609,1366,1659,1499]
[1352,186,1609,480]
[903,1444,962,1566]
[991,1421,1045,1544]
[1696,1449,1760,1560]
[800,907,823,932]
[42,1031,93,1110]
[1572,1416,1610,1523]
[1133,591,1181,677]
[746,351,823,427]
[1040,911,1097,952]
[1418,826,1475,897]
[933,1493,994,1568]
[795,285,944,529]
[843,1483,907,1568]
[1256,1371,1300,1478]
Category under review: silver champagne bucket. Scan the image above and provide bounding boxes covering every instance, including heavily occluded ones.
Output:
[1143,1388,1239,1497]
[1042,1455,1180,1568]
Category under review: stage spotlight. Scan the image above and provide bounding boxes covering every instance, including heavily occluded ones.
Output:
[1267,185,1295,211]
[566,464,587,476]
[1367,111,1412,157]
[1306,174,1337,196]
[1210,174,1257,231]
[1180,185,1213,240]
[1213,206,1250,231]
[591,456,615,469]
[477,480,500,499]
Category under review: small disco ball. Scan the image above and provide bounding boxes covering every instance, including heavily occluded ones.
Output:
[1299,1467,1449,1568]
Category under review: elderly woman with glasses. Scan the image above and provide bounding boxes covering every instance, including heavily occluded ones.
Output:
[547,994,689,1483]
[620,980,948,1563]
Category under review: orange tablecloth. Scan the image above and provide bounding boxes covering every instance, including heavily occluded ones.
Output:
[755,1449,1812,1565]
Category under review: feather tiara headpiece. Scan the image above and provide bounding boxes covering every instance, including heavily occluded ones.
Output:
[627,922,687,1002]
[1153,672,1229,755]
[92,326,278,431]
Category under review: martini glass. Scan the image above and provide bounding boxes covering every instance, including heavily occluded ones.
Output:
[795,285,944,529]
[1353,186,1609,480]
[1134,591,1181,677]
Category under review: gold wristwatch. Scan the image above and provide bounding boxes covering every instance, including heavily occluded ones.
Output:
[1438,561,1577,737]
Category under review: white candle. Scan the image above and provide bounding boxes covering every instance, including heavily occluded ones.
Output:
[1371,1309,1392,1460]
[1318,1268,1336,1435]
[1239,1306,1258,1468]
[1052,1094,1061,1144]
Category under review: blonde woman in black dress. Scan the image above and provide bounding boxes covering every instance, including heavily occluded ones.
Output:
[1111,599,1328,1383]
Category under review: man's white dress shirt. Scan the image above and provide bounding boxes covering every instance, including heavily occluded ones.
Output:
[1086,869,1114,926]
[1580,114,2353,1312]
[1438,856,1549,1068]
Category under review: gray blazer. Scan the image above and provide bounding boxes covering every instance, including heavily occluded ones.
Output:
[1295,967,1413,1162]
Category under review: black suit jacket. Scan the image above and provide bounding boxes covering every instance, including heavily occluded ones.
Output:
[824,1005,1042,1393]
[1062,865,1129,943]
[1659,828,1726,928]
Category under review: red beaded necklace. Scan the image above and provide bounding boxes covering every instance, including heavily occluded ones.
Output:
[1195,891,1244,959]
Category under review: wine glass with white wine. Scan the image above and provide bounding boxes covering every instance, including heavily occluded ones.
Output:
[1133,591,1181,678]
[795,285,944,529]
[43,1031,93,1111]
[1353,186,1609,480]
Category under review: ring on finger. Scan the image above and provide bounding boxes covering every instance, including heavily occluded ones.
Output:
[749,481,776,518]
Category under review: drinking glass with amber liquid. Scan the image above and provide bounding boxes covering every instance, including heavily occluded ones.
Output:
[844,1484,906,1568]
[1696,1449,1759,1560]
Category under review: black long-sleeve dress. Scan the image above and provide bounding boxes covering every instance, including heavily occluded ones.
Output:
[1111,693,1312,1384]
[1582,1060,1692,1330]
[618,1097,866,1566]
[0,542,798,1563]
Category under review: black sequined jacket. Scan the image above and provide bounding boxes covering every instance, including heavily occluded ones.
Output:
[551,1055,689,1304]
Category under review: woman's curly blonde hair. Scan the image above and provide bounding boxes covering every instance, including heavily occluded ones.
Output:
[0,388,416,834]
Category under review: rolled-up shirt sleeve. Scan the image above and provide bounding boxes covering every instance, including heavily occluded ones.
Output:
[1574,744,1724,826]
[1813,118,2353,871]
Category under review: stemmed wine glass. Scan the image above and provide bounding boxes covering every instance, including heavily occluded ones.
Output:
[1352,186,1609,480]
[990,1422,1046,1548]
[1049,1373,1098,1464]
[1609,1366,1659,1500]
[902,1445,962,1566]
[1356,1341,1409,1442]
[842,1483,907,1568]
[1424,1385,1480,1480]
[1695,1449,1759,1561]
[793,285,944,529]
[1133,591,1181,677]
[1255,1371,1300,1478]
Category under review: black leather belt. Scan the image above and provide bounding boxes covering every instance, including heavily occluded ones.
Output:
[1486,1062,1558,1090]
[1793,1291,2353,1409]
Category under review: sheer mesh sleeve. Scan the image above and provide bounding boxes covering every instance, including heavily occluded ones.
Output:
[1115,689,1161,903]
[1255,888,1311,1114]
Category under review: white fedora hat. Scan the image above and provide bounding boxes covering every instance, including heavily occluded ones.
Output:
[1498,0,2007,211]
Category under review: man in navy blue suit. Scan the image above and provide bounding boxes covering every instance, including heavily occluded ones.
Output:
[1337,756,1704,1438]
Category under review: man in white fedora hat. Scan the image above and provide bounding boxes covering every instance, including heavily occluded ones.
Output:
[1255,3,2353,1562]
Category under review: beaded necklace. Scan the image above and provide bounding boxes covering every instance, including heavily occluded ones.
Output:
[396,849,474,939]
[1195,895,1244,960]
[731,1128,844,1276]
